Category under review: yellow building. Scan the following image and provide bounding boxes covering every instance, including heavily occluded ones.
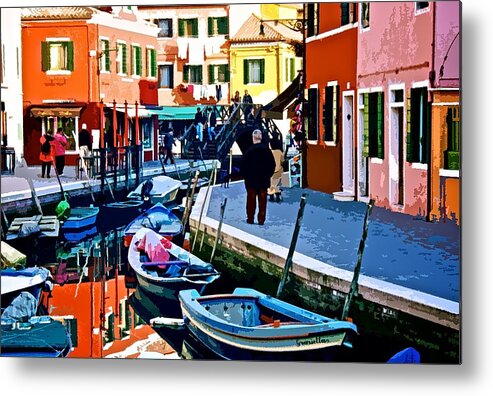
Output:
[229,4,302,106]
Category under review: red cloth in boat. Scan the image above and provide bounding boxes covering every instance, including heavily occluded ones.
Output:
[136,229,172,263]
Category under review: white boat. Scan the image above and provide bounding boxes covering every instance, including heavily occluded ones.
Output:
[127,176,182,205]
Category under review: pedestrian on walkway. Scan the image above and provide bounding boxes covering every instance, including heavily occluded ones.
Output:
[164,128,176,165]
[241,129,276,225]
[243,89,253,120]
[39,130,54,178]
[268,131,284,203]
[194,107,205,142]
[78,123,92,176]
[207,106,218,140]
[53,127,68,176]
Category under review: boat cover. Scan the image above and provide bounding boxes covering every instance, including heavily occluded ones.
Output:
[136,228,172,263]
[129,176,182,198]
[1,291,38,322]
[0,241,26,269]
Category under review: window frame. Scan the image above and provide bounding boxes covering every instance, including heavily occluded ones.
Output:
[415,2,430,15]
[99,38,111,73]
[116,41,127,76]
[323,82,340,144]
[183,64,203,84]
[341,3,357,26]
[208,16,229,37]
[362,90,385,160]
[178,18,199,38]
[158,63,174,88]
[208,63,230,84]
[444,105,460,171]
[243,58,265,85]
[360,2,370,31]
[41,39,74,74]
[406,86,430,165]
[131,44,142,78]
[307,85,319,143]
[146,47,157,79]
[155,18,173,38]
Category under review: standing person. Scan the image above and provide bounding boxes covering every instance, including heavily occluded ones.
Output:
[268,132,285,203]
[207,106,218,140]
[78,123,92,175]
[241,129,276,225]
[243,89,253,120]
[194,107,205,142]
[39,130,54,178]
[164,128,176,165]
[53,127,68,176]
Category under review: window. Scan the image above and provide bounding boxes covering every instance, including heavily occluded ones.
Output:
[146,48,157,78]
[341,3,357,26]
[307,87,319,141]
[362,92,384,159]
[243,59,265,84]
[99,39,110,72]
[183,65,203,84]
[154,18,173,38]
[116,42,127,75]
[444,106,459,170]
[131,45,142,76]
[285,58,296,82]
[323,85,339,143]
[208,64,229,84]
[43,117,77,151]
[142,118,153,150]
[306,3,319,37]
[406,87,430,164]
[159,64,173,88]
[416,2,430,11]
[178,18,198,37]
[208,16,228,36]
[104,313,115,344]
[361,3,370,29]
[41,41,74,72]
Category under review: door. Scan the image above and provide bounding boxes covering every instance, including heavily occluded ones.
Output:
[357,94,369,199]
[390,102,404,206]
[342,93,354,194]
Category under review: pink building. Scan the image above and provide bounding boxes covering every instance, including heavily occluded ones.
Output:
[356,1,460,220]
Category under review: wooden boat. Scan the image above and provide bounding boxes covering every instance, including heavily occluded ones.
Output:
[6,215,59,241]
[62,224,98,244]
[1,266,53,309]
[98,200,144,223]
[127,228,220,301]
[178,287,359,361]
[127,176,182,205]
[61,207,99,230]
[123,203,183,247]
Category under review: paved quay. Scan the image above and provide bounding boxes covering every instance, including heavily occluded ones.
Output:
[190,180,460,329]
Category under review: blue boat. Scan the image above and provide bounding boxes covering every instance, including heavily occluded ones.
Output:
[123,203,183,247]
[127,228,220,301]
[178,288,358,361]
[387,347,421,363]
[99,200,144,223]
[62,207,100,230]
[63,224,98,244]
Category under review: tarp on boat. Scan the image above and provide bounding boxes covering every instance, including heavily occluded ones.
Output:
[1,241,26,269]
[1,291,38,322]
[128,176,182,201]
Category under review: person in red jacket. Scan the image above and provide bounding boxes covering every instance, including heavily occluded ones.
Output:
[53,128,68,176]
[39,130,54,178]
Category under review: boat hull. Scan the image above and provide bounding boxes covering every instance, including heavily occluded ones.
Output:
[62,207,99,230]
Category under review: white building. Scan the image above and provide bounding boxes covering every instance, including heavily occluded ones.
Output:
[1,7,23,163]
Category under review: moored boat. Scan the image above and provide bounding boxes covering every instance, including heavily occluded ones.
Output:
[61,207,100,230]
[1,266,53,309]
[98,200,144,223]
[123,203,183,247]
[127,228,220,301]
[127,176,182,205]
[178,287,358,361]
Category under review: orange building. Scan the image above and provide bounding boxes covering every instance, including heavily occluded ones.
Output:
[304,3,358,196]
[21,6,160,166]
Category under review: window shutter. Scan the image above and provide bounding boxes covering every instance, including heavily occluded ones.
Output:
[243,60,249,84]
[290,58,295,81]
[307,4,315,37]
[66,41,74,71]
[424,99,431,164]
[41,41,50,71]
[307,87,318,141]
[363,93,369,157]
[122,44,127,74]
[208,64,214,84]
[178,19,185,37]
[136,46,142,75]
[377,91,384,159]
[406,90,414,162]
[151,49,157,77]
[341,3,349,25]
[225,65,230,82]
[169,65,174,87]
[208,17,213,36]
[183,65,189,83]
[259,59,265,84]
[198,65,203,84]
[219,17,228,35]
[104,41,110,72]
[192,19,199,37]
[333,85,340,143]
[323,86,333,141]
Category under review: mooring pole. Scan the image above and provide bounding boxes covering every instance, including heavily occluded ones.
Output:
[341,199,375,321]
[192,162,217,251]
[199,165,217,252]
[276,193,307,298]
[210,197,227,262]
[182,170,200,230]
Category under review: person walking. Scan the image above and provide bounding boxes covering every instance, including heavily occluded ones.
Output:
[241,129,276,225]
[164,128,176,165]
[243,89,253,120]
[207,106,218,140]
[78,123,92,176]
[268,131,284,203]
[39,130,55,178]
[194,107,205,142]
[53,127,68,176]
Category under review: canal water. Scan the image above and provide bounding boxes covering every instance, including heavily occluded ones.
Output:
[3,189,459,363]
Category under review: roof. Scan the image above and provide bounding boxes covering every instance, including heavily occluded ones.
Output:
[230,13,302,44]
[20,7,95,20]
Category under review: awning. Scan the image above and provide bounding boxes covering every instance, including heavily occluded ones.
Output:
[115,108,153,118]
[30,107,83,118]
[147,105,206,120]
[261,73,301,120]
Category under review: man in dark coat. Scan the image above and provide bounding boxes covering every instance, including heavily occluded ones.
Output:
[241,129,276,225]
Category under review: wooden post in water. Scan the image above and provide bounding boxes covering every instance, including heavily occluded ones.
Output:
[276,193,307,298]
[210,197,227,262]
[341,199,375,321]
[182,170,200,230]
[199,165,217,252]
[192,162,217,252]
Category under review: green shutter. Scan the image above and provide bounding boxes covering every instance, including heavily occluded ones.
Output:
[208,17,213,36]
[377,91,384,159]
[290,58,295,81]
[406,90,414,162]
[208,64,214,84]
[183,65,189,83]
[243,59,249,84]
[104,41,110,72]
[363,93,369,158]
[151,49,157,77]
[41,41,50,71]
[192,19,198,37]
[260,59,265,84]
[136,46,142,75]
[323,86,332,141]
[198,65,203,84]
[219,17,228,35]
[333,85,340,143]
[178,19,185,37]
[66,41,74,71]
[225,65,230,82]
[122,44,127,74]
